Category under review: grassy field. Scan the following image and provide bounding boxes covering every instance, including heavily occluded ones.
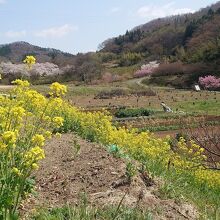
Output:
[68,86,219,116]
[177,100,220,115]
[1,81,219,115]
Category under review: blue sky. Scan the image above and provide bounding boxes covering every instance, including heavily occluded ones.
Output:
[0,0,218,54]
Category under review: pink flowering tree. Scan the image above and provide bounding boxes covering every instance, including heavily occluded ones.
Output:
[199,75,220,90]
[133,61,159,78]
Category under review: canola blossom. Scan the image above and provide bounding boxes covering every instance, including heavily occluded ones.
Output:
[0,80,65,217]
[49,82,67,97]
[23,55,36,69]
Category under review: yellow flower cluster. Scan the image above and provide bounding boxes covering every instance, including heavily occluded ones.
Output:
[12,79,30,87]
[53,116,64,128]
[171,137,206,170]
[32,134,45,147]
[12,167,22,176]
[2,131,17,145]
[49,82,67,97]
[0,142,7,152]
[195,169,220,188]
[0,79,65,215]
[23,55,36,69]
[24,146,45,168]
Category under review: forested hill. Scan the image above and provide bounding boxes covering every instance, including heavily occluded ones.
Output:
[0,41,75,66]
[100,1,220,64]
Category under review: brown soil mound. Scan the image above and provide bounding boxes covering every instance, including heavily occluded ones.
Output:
[23,133,198,219]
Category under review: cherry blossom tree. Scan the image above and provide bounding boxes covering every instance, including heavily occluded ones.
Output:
[134,61,159,78]
[199,75,220,89]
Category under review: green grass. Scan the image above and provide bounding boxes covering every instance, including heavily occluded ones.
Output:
[144,158,220,220]
[177,100,220,115]
[31,204,153,220]
[32,84,122,96]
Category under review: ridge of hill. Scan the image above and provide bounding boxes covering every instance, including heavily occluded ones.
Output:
[0,41,75,66]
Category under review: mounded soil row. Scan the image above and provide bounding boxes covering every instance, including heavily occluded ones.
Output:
[23,133,198,219]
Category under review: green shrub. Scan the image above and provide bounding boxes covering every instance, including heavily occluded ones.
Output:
[115,108,153,118]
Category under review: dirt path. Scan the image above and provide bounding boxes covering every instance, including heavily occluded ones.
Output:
[23,133,198,219]
[0,85,14,89]
[125,77,150,89]
[125,77,175,90]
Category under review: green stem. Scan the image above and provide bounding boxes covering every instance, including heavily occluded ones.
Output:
[12,171,29,215]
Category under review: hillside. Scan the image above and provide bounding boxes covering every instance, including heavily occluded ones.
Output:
[100,1,220,64]
[98,2,220,88]
[0,41,75,66]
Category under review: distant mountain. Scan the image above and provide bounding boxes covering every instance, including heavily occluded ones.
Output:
[0,41,75,66]
[100,1,220,64]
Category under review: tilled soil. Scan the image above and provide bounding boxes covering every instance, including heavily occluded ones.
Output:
[23,133,198,219]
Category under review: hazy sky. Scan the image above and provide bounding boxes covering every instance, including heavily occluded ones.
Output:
[0,0,218,54]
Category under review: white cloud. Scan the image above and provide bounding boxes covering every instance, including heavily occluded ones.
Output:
[137,2,195,19]
[34,24,78,38]
[0,0,6,4]
[110,7,120,13]
[5,30,27,38]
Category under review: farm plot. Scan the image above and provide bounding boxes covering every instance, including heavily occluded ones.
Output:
[1,81,219,114]
[69,89,220,116]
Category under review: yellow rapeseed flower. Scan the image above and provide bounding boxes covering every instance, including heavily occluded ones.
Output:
[12,167,22,176]
[53,116,64,128]
[31,163,39,170]
[23,55,36,69]
[32,134,45,147]
[49,82,67,97]
[24,146,45,168]
[12,79,30,87]
[2,131,17,145]
[0,141,7,152]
